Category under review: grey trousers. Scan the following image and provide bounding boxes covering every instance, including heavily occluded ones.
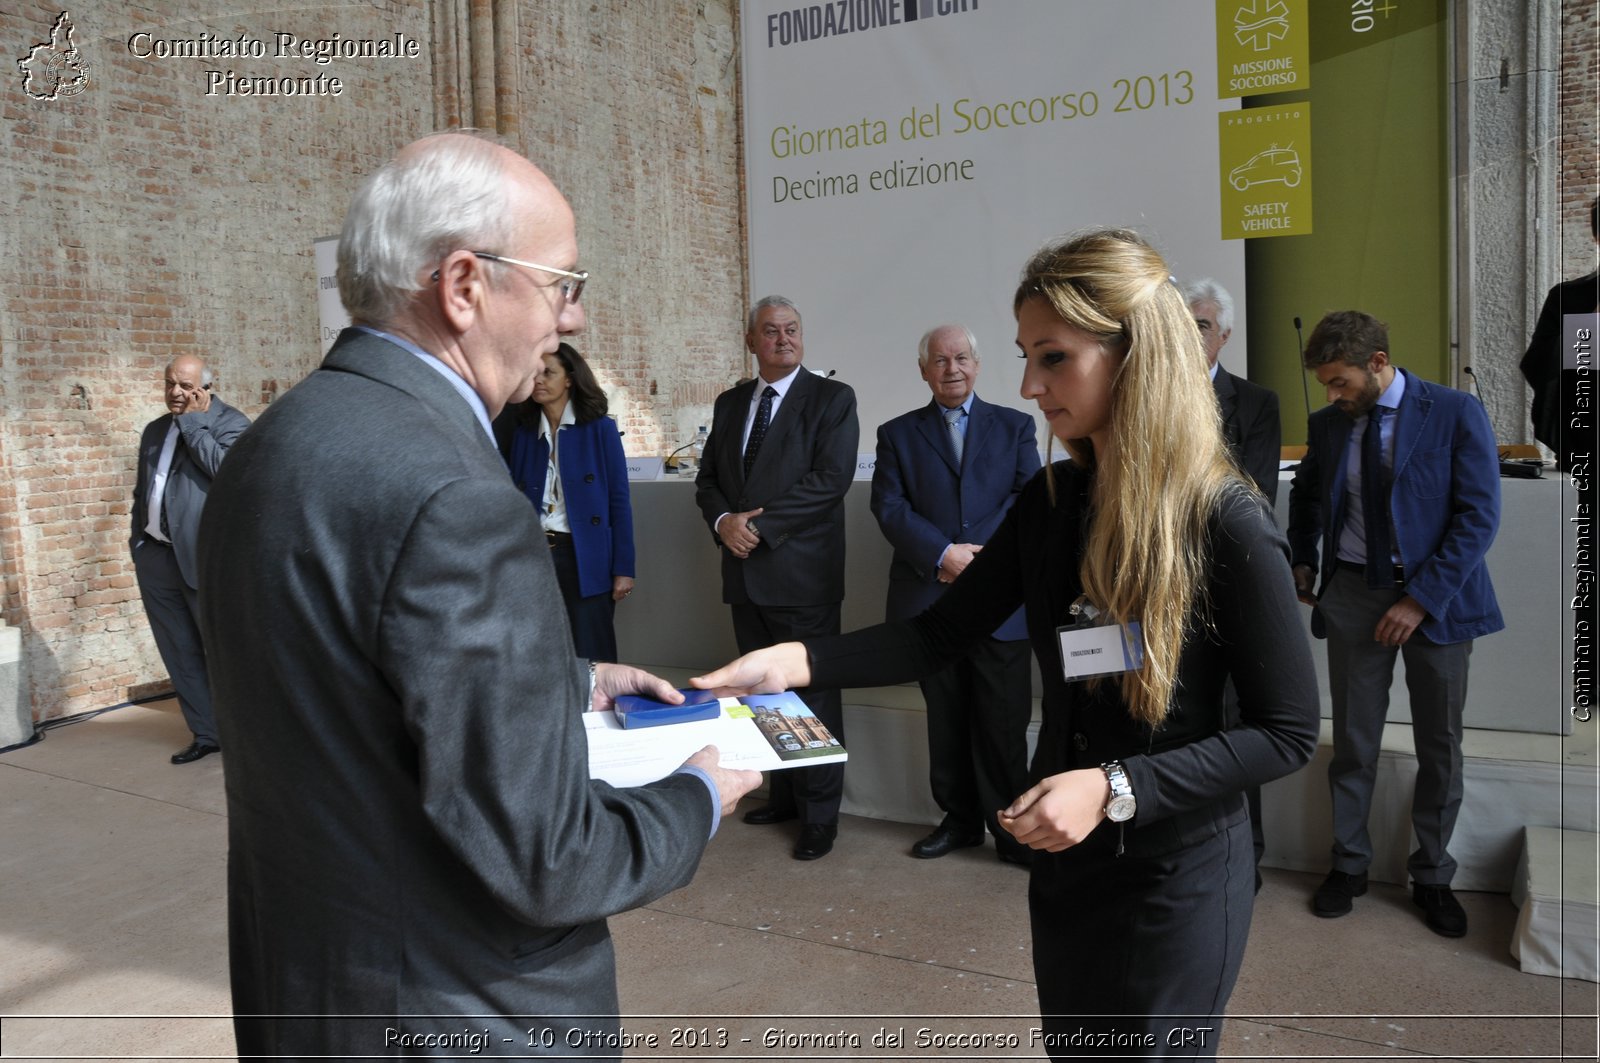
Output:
[1319,567,1470,886]
[133,540,218,745]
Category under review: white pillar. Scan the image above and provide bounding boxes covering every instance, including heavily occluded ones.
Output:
[0,623,31,748]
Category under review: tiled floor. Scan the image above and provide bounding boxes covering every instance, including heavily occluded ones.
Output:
[1,700,1595,1061]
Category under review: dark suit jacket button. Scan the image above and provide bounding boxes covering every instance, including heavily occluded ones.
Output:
[590,516,601,525]
[1072,732,1089,751]
[584,474,595,483]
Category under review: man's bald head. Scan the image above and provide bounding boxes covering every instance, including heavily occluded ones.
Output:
[163,355,212,415]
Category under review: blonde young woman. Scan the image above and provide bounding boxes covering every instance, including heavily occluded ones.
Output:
[697,229,1318,1058]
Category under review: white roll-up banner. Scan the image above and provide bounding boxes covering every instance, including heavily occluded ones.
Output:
[741,0,1244,438]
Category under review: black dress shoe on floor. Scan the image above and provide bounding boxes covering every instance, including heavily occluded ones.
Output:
[1311,869,1367,917]
[171,741,221,765]
[792,824,837,861]
[911,824,985,859]
[1413,883,1468,938]
[996,847,1034,869]
[742,804,798,826]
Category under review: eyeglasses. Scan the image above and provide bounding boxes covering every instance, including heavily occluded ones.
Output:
[432,251,588,304]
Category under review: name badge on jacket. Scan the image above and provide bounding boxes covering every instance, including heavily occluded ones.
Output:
[1057,596,1144,682]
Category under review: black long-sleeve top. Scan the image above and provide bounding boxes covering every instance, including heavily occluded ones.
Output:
[806,462,1319,847]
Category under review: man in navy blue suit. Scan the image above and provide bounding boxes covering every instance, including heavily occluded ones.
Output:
[871,324,1040,865]
[1288,310,1503,938]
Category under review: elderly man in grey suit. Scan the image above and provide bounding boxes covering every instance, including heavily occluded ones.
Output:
[198,132,758,1058]
[130,354,250,764]
[696,296,859,861]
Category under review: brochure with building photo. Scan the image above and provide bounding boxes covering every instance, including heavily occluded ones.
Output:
[585,690,846,789]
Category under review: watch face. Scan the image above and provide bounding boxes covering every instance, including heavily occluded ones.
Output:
[1105,794,1137,822]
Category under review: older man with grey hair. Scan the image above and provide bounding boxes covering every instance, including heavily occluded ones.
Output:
[696,294,859,860]
[871,323,1040,865]
[1182,278,1282,891]
[198,131,758,1056]
[1182,277,1281,503]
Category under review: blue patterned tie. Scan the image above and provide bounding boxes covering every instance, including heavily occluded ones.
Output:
[944,406,964,464]
[1361,407,1394,588]
[744,385,777,478]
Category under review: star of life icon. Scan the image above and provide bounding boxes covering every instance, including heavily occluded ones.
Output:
[18,11,90,100]
[1234,0,1291,52]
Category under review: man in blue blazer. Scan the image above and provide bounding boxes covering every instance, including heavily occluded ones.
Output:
[696,296,859,860]
[871,324,1040,865]
[1288,310,1503,939]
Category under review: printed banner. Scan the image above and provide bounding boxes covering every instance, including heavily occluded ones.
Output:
[1216,0,1310,99]
[741,0,1245,438]
[1219,103,1312,239]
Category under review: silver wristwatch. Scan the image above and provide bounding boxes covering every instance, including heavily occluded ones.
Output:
[1101,760,1137,822]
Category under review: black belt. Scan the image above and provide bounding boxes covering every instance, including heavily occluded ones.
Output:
[1336,558,1405,586]
[545,531,572,548]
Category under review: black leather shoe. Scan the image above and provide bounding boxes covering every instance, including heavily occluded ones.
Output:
[1311,869,1367,917]
[171,741,221,765]
[792,824,837,861]
[911,824,985,859]
[996,847,1034,869]
[742,804,798,826]
[1413,883,1468,938]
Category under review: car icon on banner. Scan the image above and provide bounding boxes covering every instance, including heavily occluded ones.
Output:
[1228,144,1302,190]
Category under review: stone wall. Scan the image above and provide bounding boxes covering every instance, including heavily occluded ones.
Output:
[1454,0,1593,447]
[1559,0,1598,272]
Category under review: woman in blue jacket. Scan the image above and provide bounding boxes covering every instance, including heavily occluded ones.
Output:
[500,344,635,662]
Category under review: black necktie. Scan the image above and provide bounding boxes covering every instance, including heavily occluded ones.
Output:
[1361,407,1393,588]
[744,385,777,477]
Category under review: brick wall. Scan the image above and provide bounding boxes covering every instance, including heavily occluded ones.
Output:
[0,1,745,721]
[1562,0,1598,269]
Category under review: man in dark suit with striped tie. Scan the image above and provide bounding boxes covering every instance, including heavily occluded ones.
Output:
[696,296,859,860]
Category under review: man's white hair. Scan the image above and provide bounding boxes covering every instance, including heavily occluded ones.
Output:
[1180,277,1234,335]
[916,323,979,367]
[336,131,522,327]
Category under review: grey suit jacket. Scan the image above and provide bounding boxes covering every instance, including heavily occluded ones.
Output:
[197,328,714,1056]
[695,368,859,606]
[130,398,251,588]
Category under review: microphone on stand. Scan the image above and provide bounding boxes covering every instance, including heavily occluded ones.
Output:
[1294,316,1311,423]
